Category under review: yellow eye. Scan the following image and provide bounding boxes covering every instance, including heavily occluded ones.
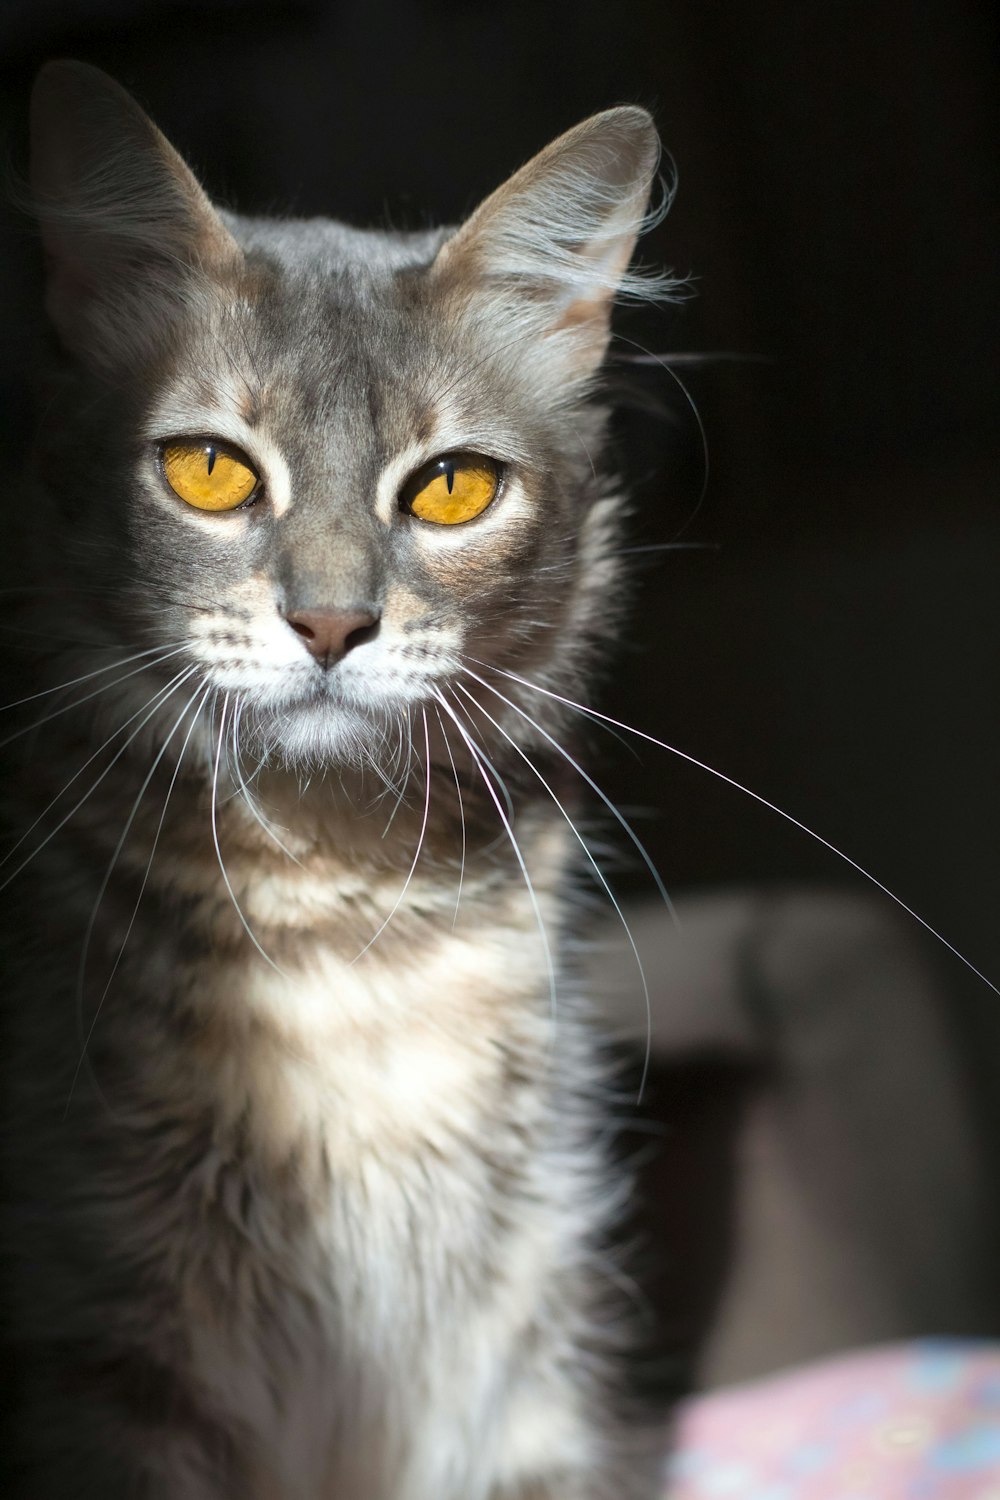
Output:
[401,454,500,525]
[161,441,259,512]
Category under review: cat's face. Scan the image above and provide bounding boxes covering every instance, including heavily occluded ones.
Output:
[119,223,612,767]
[29,64,664,772]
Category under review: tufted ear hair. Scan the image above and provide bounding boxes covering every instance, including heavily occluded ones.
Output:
[431,107,675,380]
[29,59,241,366]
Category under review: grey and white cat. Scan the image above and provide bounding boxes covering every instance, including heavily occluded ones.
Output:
[1,61,674,1499]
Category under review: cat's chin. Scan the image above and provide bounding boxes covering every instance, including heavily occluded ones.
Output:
[245,695,415,773]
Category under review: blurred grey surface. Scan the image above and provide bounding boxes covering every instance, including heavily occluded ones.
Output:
[590,889,995,1384]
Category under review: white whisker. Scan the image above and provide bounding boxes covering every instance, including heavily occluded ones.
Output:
[210,692,285,975]
[352,706,433,964]
[434,704,467,928]
[360,713,409,807]
[381,705,415,838]
[440,694,515,829]
[0,664,197,893]
[477,658,1000,1001]
[0,644,190,751]
[612,329,710,538]
[67,676,208,1114]
[230,694,302,865]
[456,681,653,1101]
[0,640,189,715]
[435,688,558,1023]
[460,663,678,927]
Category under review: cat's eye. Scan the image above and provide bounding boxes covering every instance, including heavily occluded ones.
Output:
[161,440,260,512]
[400,454,500,525]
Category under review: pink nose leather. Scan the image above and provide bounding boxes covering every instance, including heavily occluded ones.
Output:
[285,608,379,666]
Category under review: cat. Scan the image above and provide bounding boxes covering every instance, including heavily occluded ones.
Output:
[0,60,677,1499]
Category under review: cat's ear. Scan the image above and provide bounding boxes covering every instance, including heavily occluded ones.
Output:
[29,60,240,365]
[432,107,667,379]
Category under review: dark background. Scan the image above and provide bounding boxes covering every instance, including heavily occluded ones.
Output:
[1,0,998,1363]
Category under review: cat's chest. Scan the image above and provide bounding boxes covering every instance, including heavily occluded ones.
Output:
[150,948,553,1499]
[148,922,550,1292]
[179,913,546,1150]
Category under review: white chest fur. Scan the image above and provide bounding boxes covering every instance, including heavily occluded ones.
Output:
[170,926,574,1500]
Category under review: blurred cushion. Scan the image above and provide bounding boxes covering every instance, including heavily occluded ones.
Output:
[668,1340,1000,1499]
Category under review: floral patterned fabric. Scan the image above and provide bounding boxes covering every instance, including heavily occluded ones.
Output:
[668,1342,1000,1499]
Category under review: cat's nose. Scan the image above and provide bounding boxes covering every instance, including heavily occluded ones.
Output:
[285,607,380,666]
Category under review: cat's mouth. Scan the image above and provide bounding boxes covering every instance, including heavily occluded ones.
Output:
[238,668,443,769]
[290,664,440,713]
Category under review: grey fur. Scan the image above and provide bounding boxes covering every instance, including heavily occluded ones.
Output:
[2,61,673,1499]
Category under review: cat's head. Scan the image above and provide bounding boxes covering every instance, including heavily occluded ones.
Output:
[28,62,669,772]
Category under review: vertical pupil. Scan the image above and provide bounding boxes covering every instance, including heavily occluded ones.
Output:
[206,445,217,476]
[445,460,455,495]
